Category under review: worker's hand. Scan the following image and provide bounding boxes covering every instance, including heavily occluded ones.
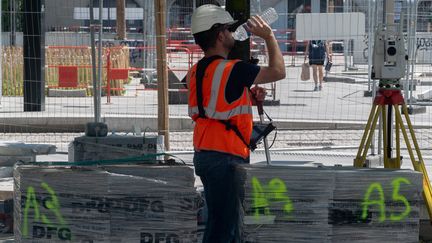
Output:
[250,86,267,105]
[245,16,274,41]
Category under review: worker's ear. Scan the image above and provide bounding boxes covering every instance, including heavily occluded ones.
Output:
[217,31,225,42]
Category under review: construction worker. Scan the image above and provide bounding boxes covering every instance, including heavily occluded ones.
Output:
[187,4,285,243]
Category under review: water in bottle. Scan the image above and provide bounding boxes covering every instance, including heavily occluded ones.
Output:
[232,7,279,41]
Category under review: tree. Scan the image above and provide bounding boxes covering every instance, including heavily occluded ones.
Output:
[116,0,126,40]
[2,0,23,46]
[2,0,23,31]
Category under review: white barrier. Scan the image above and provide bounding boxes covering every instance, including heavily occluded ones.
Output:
[415,32,432,64]
[295,13,365,41]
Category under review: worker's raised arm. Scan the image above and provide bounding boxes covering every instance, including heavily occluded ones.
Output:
[246,16,286,84]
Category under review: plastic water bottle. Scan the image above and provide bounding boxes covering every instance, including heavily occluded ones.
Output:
[232,7,279,41]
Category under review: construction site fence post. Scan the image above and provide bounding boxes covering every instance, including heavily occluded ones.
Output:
[106,49,111,104]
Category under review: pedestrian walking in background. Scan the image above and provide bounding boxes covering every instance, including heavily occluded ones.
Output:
[305,40,332,91]
[187,4,285,243]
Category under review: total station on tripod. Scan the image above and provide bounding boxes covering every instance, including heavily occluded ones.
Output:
[371,24,408,88]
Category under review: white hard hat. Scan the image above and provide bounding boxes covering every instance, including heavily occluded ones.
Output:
[191,4,237,34]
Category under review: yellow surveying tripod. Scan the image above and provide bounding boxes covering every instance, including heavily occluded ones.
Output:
[354,82,432,221]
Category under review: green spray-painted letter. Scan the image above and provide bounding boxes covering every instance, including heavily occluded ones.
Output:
[361,182,386,222]
[23,186,40,237]
[389,177,411,221]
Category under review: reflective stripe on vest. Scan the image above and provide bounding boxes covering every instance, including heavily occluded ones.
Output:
[188,60,252,119]
[189,105,252,120]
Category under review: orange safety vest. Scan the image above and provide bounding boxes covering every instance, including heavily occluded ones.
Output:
[187,59,253,159]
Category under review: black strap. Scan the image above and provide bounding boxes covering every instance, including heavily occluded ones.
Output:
[195,56,250,148]
[219,120,251,149]
[263,109,272,122]
[196,56,224,118]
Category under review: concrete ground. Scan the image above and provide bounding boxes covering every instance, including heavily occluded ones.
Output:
[1,56,432,133]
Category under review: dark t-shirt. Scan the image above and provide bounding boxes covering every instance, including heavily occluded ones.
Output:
[225,59,261,103]
[183,56,260,102]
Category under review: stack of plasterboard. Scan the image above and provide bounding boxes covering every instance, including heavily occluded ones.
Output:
[330,168,422,243]
[14,164,198,242]
[68,135,164,162]
[105,165,198,242]
[240,165,334,243]
[237,164,423,243]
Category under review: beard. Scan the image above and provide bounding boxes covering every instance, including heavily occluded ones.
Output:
[223,33,235,51]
